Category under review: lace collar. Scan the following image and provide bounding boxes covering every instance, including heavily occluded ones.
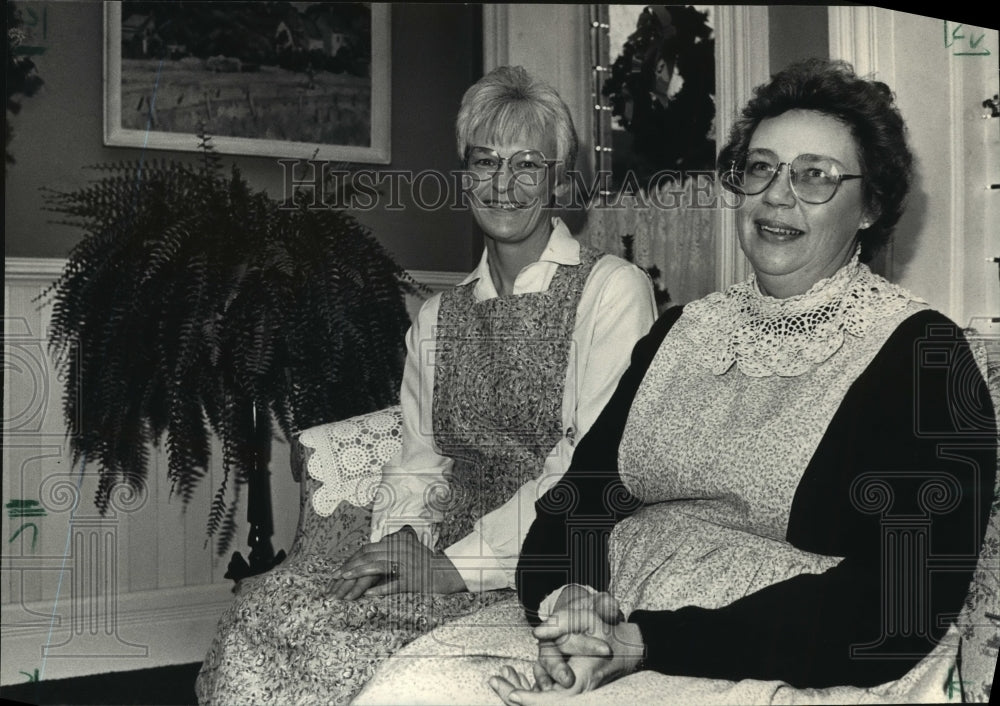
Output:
[679,254,925,378]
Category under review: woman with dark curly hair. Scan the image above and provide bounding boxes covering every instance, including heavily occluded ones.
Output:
[716,57,912,264]
[352,58,997,705]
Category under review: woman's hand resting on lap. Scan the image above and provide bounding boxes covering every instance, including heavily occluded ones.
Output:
[326,525,466,600]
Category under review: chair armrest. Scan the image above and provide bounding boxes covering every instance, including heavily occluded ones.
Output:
[285,406,403,563]
[290,431,307,483]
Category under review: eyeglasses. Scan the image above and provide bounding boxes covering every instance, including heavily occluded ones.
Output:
[721,149,863,204]
[466,146,550,185]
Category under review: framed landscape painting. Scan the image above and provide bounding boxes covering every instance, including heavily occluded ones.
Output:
[104,1,391,163]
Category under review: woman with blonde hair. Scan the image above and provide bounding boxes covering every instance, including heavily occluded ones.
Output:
[196,65,656,705]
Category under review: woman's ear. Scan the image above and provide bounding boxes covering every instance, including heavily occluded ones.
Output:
[859,205,880,230]
[547,166,571,208]
[553,176,570,200]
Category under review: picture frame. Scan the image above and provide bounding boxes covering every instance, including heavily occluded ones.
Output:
[103,2,391,163]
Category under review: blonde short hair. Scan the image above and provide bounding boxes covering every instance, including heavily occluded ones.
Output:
[455,66,578,180]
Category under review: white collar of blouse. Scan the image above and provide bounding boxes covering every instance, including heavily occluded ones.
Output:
[460,217,580,289]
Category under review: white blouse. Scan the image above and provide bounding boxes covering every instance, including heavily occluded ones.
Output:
[370,218,657,591]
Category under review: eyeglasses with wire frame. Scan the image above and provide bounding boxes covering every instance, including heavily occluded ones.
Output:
[465,146,551,185]
[721,149,863,205]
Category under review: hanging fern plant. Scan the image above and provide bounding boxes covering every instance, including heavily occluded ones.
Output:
[41,135,418,555]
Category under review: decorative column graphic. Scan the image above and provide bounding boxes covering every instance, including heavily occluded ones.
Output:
[848,321,998,663]
[4,312,149,679]
[849,471,965,658]
[36,475,149,660]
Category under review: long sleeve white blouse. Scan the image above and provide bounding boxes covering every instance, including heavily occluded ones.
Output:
[369,218,657,592]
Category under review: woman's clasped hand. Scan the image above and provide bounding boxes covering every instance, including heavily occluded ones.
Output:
[490,588,644,704]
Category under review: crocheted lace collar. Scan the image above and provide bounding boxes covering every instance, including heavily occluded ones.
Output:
[679,254,924,378]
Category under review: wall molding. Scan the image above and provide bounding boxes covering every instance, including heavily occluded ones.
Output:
[1,584,233,684]
[829,6,878,78]
[946,49,966,327]
[828,6,898,282]
[482,4,509,72]
[828,5,897,86]
[5,258,466,292]
[4,257,67,281]
[715,5,769,290]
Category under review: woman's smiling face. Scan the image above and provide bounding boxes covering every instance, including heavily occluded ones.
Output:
[738,109,873,298]
[466,131,564,249]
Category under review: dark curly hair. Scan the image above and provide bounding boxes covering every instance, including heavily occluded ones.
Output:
[717,58,912,262]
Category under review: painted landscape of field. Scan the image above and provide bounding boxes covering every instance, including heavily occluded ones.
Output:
[120,59,371,146]
[115,1,375,148]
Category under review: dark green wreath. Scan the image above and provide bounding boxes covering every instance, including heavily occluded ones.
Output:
[602,5,715,189]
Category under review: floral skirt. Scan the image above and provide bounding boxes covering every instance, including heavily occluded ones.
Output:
[195,512,513,706]
[354,505,965,705]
